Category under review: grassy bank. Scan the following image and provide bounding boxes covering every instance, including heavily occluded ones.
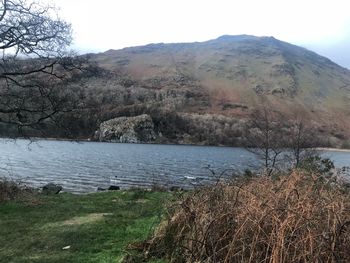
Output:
[0,190,171,263]
[2,164,350,263]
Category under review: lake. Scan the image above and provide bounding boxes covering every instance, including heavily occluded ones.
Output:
[0,139,349,193]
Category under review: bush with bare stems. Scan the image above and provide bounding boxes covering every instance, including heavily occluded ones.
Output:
[133,170,350,263]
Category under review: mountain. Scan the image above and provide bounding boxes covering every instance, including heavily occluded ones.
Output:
[75,35,348,147]
[9,35,350,147]
[94,35,350,109]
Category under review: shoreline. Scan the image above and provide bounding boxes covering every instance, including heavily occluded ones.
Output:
[0,137,232,148]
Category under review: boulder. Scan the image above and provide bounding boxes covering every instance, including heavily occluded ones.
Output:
[95,114,156,143]
[42,183,62,195]
[108,185,120,191]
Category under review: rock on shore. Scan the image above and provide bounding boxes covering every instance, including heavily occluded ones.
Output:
[95,114,156,143]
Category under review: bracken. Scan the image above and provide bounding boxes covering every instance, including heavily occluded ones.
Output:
[141,170,350,263]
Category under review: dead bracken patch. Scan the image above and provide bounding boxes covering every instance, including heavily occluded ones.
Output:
[43,213,113,229]
[139,170,350,263]
[62,213,112,226]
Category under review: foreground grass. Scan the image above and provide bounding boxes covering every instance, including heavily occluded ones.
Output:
[0,190,171,263]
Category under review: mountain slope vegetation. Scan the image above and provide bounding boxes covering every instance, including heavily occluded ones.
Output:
[3,35,350,146]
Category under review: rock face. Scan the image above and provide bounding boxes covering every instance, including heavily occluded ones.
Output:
[95,114,156,143]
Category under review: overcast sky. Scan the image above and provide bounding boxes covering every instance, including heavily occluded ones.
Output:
[53,0,350,68]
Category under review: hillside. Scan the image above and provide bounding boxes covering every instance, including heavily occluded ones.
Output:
[4,35,350,147]
[85,35,350,146]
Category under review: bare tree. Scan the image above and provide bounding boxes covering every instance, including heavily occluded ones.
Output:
[244,105,286,175]
[285,110,319,167]
[0,0,87,136]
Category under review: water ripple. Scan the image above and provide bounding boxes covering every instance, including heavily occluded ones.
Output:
[0,139,349,193]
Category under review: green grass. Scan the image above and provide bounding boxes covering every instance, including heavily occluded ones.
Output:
[0,190,171,263]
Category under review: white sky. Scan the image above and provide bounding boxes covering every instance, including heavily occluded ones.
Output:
[52,0,350,68]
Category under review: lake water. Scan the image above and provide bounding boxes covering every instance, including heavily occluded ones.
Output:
[0,139,349,193]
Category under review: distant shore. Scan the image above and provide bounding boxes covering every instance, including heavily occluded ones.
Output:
[316,147,350,152]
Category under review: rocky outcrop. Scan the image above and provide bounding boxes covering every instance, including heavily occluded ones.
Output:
[95,114,156,143]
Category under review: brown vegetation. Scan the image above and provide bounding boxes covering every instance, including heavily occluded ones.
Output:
[139,170,350,262]
[0,180,36,202]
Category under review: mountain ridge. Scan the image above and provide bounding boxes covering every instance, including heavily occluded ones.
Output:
[94,35,350,103]
[102,35,346,72]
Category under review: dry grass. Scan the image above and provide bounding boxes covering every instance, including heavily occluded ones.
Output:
[0,179,36,202]
[141,171,350,262]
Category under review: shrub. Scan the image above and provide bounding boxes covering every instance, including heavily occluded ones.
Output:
[0,180,35,202]
[341,140,350,149]
[299,156,335,175]
[139,170,350,263]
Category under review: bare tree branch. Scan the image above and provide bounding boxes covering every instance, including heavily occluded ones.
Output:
[0,0,88,137]
[244,103,321,174]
